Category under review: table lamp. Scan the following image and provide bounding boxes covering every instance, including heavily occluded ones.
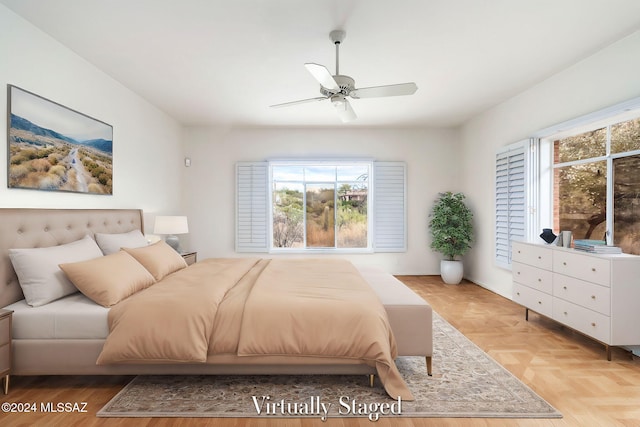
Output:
[153,215,188,252]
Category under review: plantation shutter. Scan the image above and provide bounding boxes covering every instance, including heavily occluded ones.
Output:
[495,142,527,267]
[373,161,407,252]
[235,162,269,252]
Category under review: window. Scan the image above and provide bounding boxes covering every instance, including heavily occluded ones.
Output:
[271,162,370,250]
[551,116,640,254]
[236,160,406,253]
[613,154,640,254]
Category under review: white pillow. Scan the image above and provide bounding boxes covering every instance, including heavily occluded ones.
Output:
[9,235,105,307]
[95,229,148,255]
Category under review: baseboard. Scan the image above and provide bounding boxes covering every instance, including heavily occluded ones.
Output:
[463,275,512,300]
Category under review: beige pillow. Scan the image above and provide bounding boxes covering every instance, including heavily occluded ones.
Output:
[59,251,156,307]
[122,240,187,281]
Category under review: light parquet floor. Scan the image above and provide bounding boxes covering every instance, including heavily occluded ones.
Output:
[2,276,639,427]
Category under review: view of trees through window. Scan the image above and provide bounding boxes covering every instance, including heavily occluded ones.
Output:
[613,154,640,254]
[553,117,640,254]
[306,184,335,247]
[271,163,369,249]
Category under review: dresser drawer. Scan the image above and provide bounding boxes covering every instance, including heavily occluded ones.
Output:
[0,317,9,346]
[553,273,611,316]
[553,298,611,344]
[513,262,553,294]
[553,251,611,287]
[0,344,9,372]
[512,243,553,270]
[513,283,553,318]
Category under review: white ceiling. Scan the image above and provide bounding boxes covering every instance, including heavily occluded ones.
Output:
[2,0,640,128]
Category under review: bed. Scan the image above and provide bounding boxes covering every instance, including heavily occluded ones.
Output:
[0,208,432,399]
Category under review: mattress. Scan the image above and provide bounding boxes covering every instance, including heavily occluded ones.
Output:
[5,292,109,339]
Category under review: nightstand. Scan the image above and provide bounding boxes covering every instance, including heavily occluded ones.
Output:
[0,309,12,394]
[181,251,197,266]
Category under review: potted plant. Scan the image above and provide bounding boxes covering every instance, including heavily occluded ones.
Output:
[428,191,473,284]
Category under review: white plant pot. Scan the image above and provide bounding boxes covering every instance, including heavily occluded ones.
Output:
[440,259,464,284]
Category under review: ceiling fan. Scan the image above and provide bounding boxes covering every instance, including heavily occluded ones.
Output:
[270,30,418,122]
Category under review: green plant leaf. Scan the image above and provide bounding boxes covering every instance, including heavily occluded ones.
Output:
[428,191,474,259]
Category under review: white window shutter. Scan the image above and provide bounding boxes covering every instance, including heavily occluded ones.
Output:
[373,162,407,252]
[495,142,527,267]
[236,162,269,252]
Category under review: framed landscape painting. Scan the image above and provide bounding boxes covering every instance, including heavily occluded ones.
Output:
[7,85,113,194]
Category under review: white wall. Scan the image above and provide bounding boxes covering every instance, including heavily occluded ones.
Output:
[182,127,460,274]
[460,30,640,298]
[0,5,184,233]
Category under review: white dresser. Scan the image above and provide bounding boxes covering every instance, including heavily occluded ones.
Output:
[512,241,640,360]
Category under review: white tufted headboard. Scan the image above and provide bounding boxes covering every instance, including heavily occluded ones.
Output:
[0,208,143,308]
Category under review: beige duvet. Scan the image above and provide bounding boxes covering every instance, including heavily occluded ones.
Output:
[97,258,413,400]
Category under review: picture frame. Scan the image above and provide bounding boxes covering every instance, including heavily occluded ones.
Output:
[7,84,113,195]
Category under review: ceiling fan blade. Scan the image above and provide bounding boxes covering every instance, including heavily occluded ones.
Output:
[270,97,327,108]
[332,97,357,123]
[305,63,340,91]
[350,82,418,99]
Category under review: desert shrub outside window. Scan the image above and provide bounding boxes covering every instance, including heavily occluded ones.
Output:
[271,162,371,251]
[553,117,640,254]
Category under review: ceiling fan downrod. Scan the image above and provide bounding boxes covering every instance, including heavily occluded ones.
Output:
[330,30,346,75]
[335,39,340,75]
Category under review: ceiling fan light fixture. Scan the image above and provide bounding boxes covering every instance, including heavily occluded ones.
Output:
[331,95,356,123]
[331,94,345,105]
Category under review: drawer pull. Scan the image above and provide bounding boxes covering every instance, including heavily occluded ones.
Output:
[592,267,596,272]
[538,256,541,259]
[563,286,567,290]
[538,278,541,282]
[563,262,567,266]
[563,311,568,315]
[538,301,542,305]
[517,271,521,275]
[591,322,596,327]
[591,295,596,300]
[516,292,520,296]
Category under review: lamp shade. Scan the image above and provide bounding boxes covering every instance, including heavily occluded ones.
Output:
[153,216,189,235]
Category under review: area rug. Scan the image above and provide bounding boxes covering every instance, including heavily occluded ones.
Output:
[98,313,561,419]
